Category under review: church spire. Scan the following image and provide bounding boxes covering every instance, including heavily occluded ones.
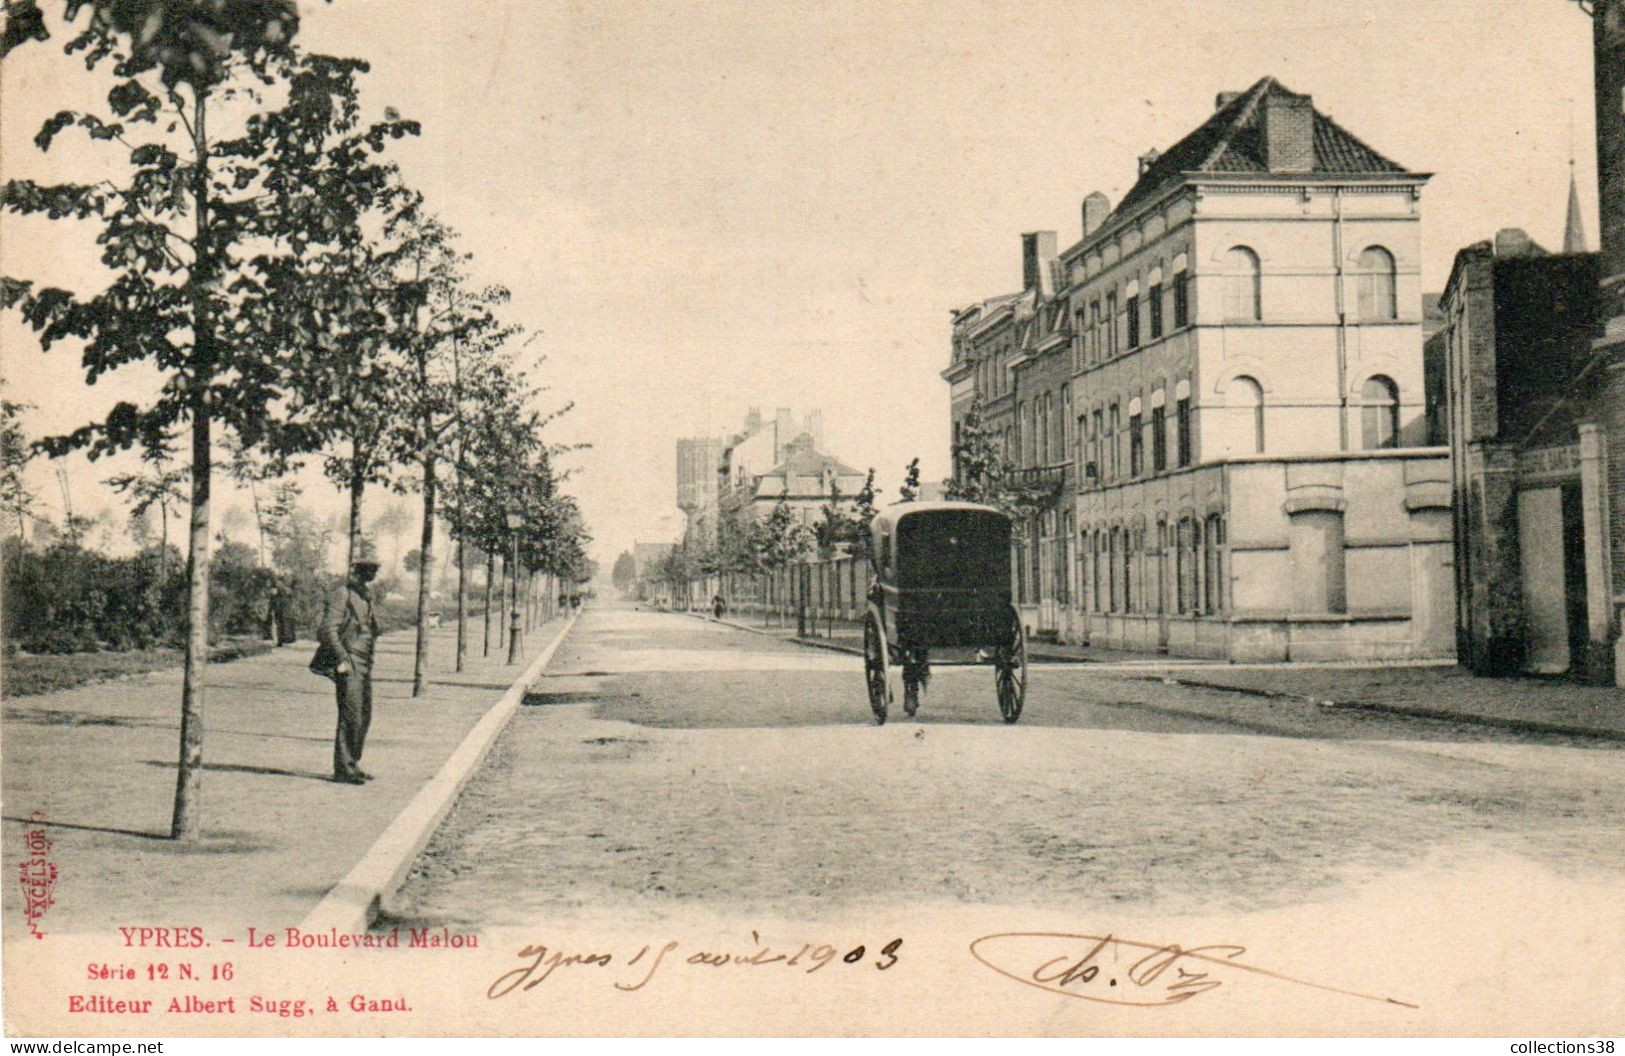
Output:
[1564,159,1588,253]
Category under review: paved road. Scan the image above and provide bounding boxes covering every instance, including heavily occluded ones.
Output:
[392,602,1625,926]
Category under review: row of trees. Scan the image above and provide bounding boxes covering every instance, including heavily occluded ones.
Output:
[0,3,589,839]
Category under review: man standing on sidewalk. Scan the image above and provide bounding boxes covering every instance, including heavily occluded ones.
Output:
[318,538,382,785]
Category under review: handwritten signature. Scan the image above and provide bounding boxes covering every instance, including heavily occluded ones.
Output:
[969,932,1417,1009]
[488,932,903,998]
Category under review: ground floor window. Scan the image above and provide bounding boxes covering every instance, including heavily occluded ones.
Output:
[1203,513,1225,614]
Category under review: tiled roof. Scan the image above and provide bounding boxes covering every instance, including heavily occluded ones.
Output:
[762,445,863,480]
[1108,76,1413,228]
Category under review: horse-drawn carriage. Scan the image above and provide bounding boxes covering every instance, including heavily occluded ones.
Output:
[862,501,1026,725]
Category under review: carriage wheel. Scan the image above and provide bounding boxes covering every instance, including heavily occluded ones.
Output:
[863,612,889,725]
[995,609,1026,724]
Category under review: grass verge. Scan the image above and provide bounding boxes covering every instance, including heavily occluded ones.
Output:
[2,638,276,698]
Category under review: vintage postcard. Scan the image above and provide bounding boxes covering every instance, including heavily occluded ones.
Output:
[1,0,1622,1040]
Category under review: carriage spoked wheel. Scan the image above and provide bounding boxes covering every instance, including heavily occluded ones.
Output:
[994,608,1026,724]
[863,611,890,725]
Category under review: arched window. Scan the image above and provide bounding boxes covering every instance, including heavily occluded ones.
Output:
[1231,375,1265,454]
[1361,375,1400,449]
[1223,246,1261,321]
[1204,513,1225,614]
[1357,246,1397,321]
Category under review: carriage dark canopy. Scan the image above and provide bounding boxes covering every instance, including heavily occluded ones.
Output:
[863,502,1025,724]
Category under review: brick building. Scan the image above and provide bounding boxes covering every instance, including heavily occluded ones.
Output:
[676,436,726,547]
[947,76,1457,661]
[1592,0,1625,683]
[1437,231,1606,678]
[1433,1,1625,685]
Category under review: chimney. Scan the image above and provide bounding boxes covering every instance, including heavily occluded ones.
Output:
[802,409,825,451]
[1215,91,1242,110]
[744,407,762,434]
[1081,192,1111,238]
[774,407,793,462]
[1022,231,1058,295]
[1137,148,1162,177]
[1261,87,1314,174]
[1494,227,1536,257]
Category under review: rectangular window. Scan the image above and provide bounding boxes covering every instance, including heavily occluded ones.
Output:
[1073,307,1087,369]
[1105,293,1118,356]
[1126,295,1140,349]
[1129,412,1143,476]
[1173,272,1189,328]
[1152,405,1167,472]
[1059,385,1071,464]
[1036,397,1048,466]
[1123,529,1136,612]
[1086,411,1101,485]
[1176,397,1192,467]
[1107,403,1120,481]
[1149,283,1163,339]
[1090,300,1102,363]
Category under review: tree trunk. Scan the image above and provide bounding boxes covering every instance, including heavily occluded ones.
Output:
[483,551,494,657]
[411,453,436,697]
[171,404,211,840]
[171,86,211,842]
[249,478,266,567]
[347,461,365,570]
[455,535,467,672]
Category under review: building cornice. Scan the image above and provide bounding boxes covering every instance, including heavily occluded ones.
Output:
[1059,172,1431,268]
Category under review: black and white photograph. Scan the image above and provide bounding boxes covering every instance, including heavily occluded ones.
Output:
[0,0,1621,1041]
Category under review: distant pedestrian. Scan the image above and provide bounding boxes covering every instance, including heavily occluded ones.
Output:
[269,573,297,646]
[712,593,726,620]
[311,538,382,785]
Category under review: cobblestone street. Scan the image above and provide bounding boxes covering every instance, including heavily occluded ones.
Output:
[395,604,1625,925]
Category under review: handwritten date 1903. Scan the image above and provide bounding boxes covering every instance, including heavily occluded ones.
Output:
[488,932,903,998]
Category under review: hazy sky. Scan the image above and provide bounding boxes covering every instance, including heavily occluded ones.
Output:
[0,0,1601,566]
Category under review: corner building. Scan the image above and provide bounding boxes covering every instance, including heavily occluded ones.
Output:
[1047,77,1453,660]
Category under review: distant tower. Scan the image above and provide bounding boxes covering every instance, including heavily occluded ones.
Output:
[1565,159,1588,253]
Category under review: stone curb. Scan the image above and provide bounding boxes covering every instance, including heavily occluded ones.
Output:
[684,611,1161,664]
[690,611,1616,742]
[298,610,581,935]
[682,611,863,656]
[1160,674,1625,743]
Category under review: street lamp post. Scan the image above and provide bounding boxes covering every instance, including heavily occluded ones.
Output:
[505,511,524,664]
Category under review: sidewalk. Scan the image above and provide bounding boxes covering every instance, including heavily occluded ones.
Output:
[694,611,1624,741]
[0,615,573,935]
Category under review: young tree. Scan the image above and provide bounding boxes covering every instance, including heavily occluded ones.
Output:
[899,457,922,502]
[372,500,410,574]
[814,479,847,552]
[241,52,418,569]
[611,550,636,594]
[0,390,37,540]
[0,2,313,839]
[945,398,1011,508]
[850,467,879,558]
